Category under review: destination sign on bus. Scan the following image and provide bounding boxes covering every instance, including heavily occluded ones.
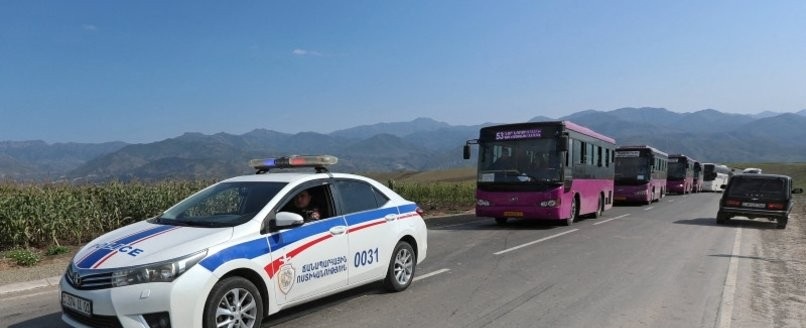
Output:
[615,151,640,158]
[495,129,542,140]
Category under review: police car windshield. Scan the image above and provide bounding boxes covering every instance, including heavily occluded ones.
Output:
[156,182,287,227]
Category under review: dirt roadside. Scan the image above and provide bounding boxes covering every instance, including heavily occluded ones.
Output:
[732,195,806,328]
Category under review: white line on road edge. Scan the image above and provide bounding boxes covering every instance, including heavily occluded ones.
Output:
[438,219,489,229]
[592,214,630,226]
[718,227,742,328]
[413,268,450,282]
[2,288,57,302]
[494,229,579,255]
[669,199,675,203]
[644,206,655,211]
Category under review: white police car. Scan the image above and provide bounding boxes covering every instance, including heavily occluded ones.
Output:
[60,155,428,328]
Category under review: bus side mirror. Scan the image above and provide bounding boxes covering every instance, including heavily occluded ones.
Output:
[558,136,569,152]
[463,144,471,160]
[793,188,804,194]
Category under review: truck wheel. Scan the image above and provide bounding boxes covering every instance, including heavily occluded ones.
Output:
[777,217,788,229]
[716,212,730,225]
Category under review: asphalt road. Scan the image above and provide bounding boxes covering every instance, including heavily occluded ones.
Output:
[2,192,745,328]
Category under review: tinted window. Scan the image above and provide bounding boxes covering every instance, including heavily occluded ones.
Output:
[728,177,788,199]
[335,180,382,214]
[159,182,286,227]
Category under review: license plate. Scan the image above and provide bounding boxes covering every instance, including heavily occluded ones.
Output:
[62,292,92,317]
[742,202,766,208]
[503,211,523,217]
[614,196,627,201]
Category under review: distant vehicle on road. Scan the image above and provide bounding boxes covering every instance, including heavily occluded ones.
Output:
[666,154,696,194]
[692,161,704,193]
[702,163,731,192]
[613,145,668,204]
[717,173,803,228]
[464,120,616,226]
[743,167,763,174]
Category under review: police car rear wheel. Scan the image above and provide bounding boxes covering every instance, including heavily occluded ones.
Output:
[384,241,416,292]
[204,276,264,328]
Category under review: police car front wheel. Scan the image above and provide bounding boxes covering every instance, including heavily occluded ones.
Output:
[204,276,265,328]
[384,241,416,292]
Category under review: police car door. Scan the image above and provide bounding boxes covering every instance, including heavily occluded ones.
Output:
[333,179,397,285]
[267,181,349,304]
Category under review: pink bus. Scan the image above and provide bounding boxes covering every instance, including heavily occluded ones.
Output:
[613,145,668,204]
[666,154,696,194]
[463,121,616,226]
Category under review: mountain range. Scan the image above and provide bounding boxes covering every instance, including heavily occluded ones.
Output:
[2,107,806,181]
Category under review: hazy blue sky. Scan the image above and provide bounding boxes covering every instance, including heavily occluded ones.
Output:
[2,1,805,143]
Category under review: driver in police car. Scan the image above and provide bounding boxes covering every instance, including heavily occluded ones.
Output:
[288,190,321,221]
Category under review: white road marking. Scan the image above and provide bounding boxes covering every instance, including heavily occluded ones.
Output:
[718,227,742,328]
[669,199,675,203]
[438,219,489,229]
[644,206,654,211]
[592,214,630,226]
[414,268,450,282]
[2,289,57,301]
[494,229,579,255]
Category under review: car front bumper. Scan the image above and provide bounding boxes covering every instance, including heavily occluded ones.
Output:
[59,266,215,328]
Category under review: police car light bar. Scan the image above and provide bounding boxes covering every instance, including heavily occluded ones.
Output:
[249,155,338,173]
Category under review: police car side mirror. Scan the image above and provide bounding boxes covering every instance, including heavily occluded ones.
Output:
[275,212,305,228]
[793,188,804,194]
[720,184,727,190]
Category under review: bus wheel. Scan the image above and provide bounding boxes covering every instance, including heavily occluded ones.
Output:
[494,217,508,225]
[564,198,578,226]
[592,196,604,218]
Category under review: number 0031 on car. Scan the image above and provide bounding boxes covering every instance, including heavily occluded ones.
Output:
[503,211,524,217]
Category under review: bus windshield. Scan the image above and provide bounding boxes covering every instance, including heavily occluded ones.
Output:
[615,157,649,185]
[668,162,687,180]
[703,164,716,181]
[478,138,561,184]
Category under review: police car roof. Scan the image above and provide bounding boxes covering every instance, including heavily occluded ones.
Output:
[221,171,373,184]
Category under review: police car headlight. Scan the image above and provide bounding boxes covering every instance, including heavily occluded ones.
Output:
[477,199,491,206]
[111,250,207,287]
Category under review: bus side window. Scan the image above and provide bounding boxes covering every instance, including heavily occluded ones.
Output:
[597,146,603,167]
[605,149,610,167]
[576,140,584,165]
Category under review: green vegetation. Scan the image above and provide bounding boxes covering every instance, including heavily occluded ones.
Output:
[728,163,806,189]
[45,245,70,256]
[0,180,212,251]
[389,181,475,211]
[5,249,41,266]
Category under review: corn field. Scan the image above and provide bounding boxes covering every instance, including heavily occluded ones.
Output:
[388,181,475,211]
[0,180,211,250]
[0,180,475,251]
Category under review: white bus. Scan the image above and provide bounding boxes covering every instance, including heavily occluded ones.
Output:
[702,163,730,192]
